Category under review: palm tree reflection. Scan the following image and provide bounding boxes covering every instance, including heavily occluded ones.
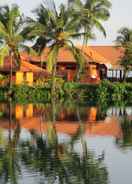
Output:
[0,123,21,184]
[116,116,132,149]
[0,102,108,184]
[20,102,108,184]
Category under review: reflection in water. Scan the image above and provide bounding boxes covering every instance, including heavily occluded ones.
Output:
[0,103,131,184]
[116,116,132,148]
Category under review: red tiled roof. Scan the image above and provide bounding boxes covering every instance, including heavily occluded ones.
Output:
[23,47,78,63]
[20,61,45,73]
[24,46,111,65]
[90,46,124,67]
[0,56,46,73]
[79,46,110,64]
[0,46,124,73]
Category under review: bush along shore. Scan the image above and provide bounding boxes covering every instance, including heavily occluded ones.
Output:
[0,80,131,105]
[63,80,132,105]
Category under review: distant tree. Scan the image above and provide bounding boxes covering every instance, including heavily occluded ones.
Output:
[116,27,132,80]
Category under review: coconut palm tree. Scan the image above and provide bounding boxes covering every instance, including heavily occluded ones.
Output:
[26,0,111,97]
[0,5,34,88]
[68,0,111,43]
[26,0,94,97]
[116,27,132,80]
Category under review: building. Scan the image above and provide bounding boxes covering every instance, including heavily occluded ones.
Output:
[0,45,127,84]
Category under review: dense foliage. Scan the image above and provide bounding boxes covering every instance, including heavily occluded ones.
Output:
[0,81,130,104]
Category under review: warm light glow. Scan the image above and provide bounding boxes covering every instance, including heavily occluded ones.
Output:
[89,65,98,79]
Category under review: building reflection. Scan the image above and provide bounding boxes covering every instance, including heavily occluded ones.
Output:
[0,103,125,140]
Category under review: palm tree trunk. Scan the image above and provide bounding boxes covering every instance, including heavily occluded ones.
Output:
[9,102,12,142]
[10,51,13,89]
[76,106,86,155]
[51,63,57,98]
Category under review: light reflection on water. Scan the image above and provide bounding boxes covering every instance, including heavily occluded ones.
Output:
[0,103,132,184]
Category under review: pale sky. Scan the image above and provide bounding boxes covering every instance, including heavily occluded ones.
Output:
[0,0,132,45]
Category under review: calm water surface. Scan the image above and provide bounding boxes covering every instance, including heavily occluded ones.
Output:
[0,102,132,184]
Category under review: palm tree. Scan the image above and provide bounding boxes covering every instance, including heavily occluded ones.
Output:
[0,5,33,88]
[26,0,95,97]
[116,27,132,80]
[26,0,111,97]
[68,0,111,43]
[116,28,132,46]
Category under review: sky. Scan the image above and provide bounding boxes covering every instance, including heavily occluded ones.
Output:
[0,0,132,45]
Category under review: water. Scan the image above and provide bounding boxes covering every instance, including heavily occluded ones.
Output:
[0,102,132,184]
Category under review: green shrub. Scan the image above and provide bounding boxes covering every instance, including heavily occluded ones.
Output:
[0,79,132,105]
[0,75,9,87]
[35,78,51,88]
[35,77,65,98]
[13,85,50,103]
[63,82,97,101]
[111,82,126,103]
[97,80,110,105]
[125,83,132,104]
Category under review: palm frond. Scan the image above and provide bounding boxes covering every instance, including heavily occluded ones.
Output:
[8,5,20,36]
[0,45,9,66]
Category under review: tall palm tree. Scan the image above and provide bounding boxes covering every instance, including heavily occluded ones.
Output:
[26,0,94,97]
[68,0,111,43]
[116,27,132,80]
[26,0,111,97]
[0,5,33,88]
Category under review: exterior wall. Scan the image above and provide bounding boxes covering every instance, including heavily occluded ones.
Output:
[26,72,33,86]
[15,72,33,85]
[56,62,102,82]
[14,62,106,84]
[16,72,24,85]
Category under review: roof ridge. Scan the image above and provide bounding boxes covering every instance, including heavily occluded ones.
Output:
[78,46,111,63]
